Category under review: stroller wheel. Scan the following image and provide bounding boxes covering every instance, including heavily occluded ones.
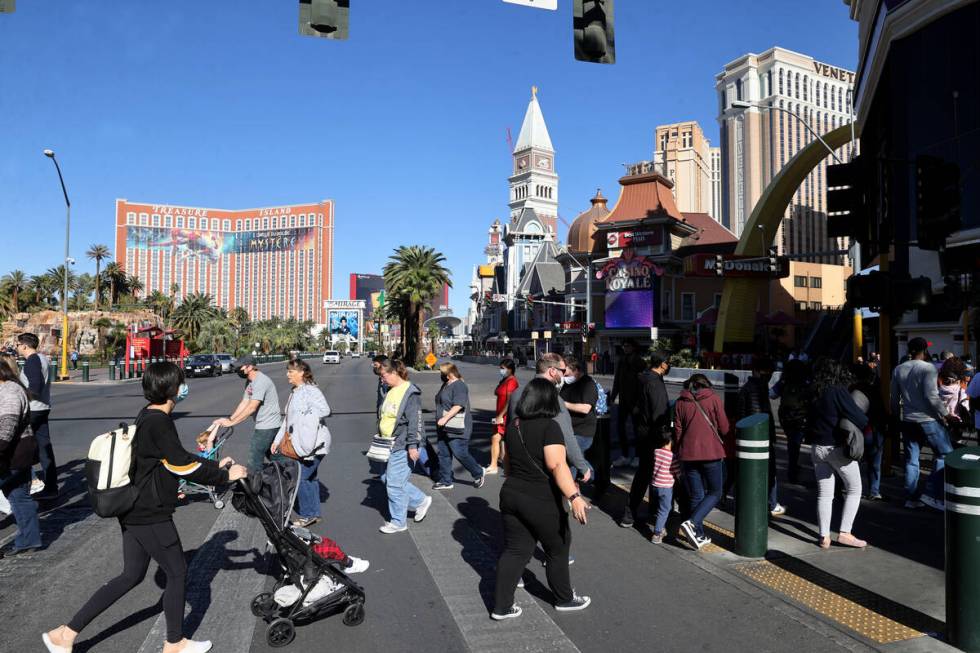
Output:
[250,592,275,618]
[343,602,366,627]
[266,618,295,648]
[213,499,225,510]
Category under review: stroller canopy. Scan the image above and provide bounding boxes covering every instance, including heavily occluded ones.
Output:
[233,460,300,529]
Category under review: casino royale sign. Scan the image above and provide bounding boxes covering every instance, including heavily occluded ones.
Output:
[597,249,665,291]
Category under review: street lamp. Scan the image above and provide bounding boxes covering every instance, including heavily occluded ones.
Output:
[730,100,844,164]
[43,149,72,381]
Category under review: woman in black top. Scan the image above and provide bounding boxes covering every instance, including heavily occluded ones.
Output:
[491,379,590,620]
[43,363,248,653]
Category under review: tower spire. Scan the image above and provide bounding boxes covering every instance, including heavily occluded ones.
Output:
[514,86,554,153]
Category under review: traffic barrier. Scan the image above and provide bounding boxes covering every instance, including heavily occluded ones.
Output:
[735,413,770,558]
[946,447,980,651]
[82,361,89,382]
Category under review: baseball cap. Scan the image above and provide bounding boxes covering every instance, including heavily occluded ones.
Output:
[233,354,257,370]
[907,337,930,356]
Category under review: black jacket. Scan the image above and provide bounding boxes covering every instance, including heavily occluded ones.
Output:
[807,386,869,448]
[635,371,670,438]
[123,408,229,525]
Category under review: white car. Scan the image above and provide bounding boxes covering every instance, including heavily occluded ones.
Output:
[323,351,341,364]
[351,351,361,358]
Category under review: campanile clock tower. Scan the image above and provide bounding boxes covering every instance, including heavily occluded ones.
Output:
[508,87,558,237]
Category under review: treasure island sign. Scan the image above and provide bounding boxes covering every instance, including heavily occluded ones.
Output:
[597,249,664,329]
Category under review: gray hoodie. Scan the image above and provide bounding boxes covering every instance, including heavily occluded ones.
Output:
[508,375,589,475]
[387,382,424,452]
[890,359,948,423]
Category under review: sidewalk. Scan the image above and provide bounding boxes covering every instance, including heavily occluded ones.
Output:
[607,439,955,652]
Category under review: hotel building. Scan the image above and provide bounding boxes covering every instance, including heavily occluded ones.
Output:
[716,47,855,264]
[114,199,334,322]
[653,121,722,221]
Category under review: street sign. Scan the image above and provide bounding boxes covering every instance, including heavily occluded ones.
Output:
[543,331,553,339]
[425,352,437,368]
[503,0,557,9]
[650,327,659,341]
[684,253,791,279]
[492,293,508,302]
[531,331,539,340]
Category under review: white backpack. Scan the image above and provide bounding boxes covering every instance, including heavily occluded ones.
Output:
[86,423,141,517]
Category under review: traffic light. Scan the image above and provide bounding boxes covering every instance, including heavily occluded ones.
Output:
[916,155,961,251]
[847,272,932,312]
[573,0,615,64]
[299,0,349,40]
[826,155,872,243]
[580,321,588,342]
[0,0,14,14]
[714,254,724,277]
[846,271,889,310]
[767,247,777,273]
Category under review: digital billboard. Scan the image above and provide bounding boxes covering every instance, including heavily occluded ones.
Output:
[605,290,654,328]
[328,310,360,345]
[350,273,385,317]
[598,250,661,329]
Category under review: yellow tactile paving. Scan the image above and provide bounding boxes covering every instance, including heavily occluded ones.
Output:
[733,560,924,644]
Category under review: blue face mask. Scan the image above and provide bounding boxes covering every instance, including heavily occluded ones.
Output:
[175,383,189,403]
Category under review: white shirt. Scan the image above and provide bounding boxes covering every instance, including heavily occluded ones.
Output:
[967,374,980,430]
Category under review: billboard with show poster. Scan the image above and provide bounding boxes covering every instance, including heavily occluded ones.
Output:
[323,299,366,352]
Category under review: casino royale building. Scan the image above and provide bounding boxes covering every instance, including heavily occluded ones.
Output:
[114,199,334,322]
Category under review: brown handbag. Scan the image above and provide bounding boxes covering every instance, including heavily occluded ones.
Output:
[277,395,301,460]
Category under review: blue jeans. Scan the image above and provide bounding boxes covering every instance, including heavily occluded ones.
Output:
[296,455,325,519]
[0,467,42,550]
[651,485,673,535]
[436,435,484,484]
[683,460,724,538]
[569,435,595,482]
[863,429,883,496]
[903,421,953,501]
[249,427,281,473]
[383,449,427,527]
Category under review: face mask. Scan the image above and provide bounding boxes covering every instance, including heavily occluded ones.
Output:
[237,368,248,379]
[499,369,508,377]
[440,374,449,383]
[175,383,189,403]
[562,375,577,385]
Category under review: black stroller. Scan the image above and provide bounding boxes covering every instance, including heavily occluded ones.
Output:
[233,460,366,647]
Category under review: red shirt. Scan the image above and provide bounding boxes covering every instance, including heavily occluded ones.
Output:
[495,376,520,435]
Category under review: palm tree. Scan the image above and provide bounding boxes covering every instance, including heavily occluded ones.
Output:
[171,292,217,344]
[383,245,451,365]
[103,262,126,307]
[126,274,144,300]
[1,270,28,313]
[92,317,114,361]
[86,244,111,310]
[197,317,235,353]
[46,265,78,306]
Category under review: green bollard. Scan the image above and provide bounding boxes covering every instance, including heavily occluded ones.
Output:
[946,447,980,651]
[109,362,116,381]
[735,413,770,558]
[82,361,90,382]
[136,359,143,378]
[49,359,59,382]
[128,361,134,379]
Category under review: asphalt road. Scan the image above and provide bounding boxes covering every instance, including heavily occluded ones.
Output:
[0,359,862,653]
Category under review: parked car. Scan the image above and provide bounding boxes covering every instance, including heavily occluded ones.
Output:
[185,354,222,377]
[214,353,234,373]
[351,351,361,358]
[323,351,341,364]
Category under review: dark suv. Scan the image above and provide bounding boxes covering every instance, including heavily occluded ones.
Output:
[185,354,222,378]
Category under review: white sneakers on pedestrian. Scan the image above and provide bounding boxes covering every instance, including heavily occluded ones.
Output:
[770,504,787,517]
[346,557,370,574]
[30,478,45,495]
[0,490,10,515]
[177,640,213,653]
[414,496,433,522]
[679,520,711,550]
[379,522,408,534]
[483,466,499,475]
[555,594,591,611]
[491,605,523,620]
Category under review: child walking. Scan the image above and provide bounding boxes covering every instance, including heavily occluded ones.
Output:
[650,433,677,544]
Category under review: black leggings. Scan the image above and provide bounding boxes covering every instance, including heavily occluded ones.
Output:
[69,521,187,644]
[494,488,572,612]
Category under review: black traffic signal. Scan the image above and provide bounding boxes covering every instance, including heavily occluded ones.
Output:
[299,0,349,40]
[826,155,872,243]
[0,0,14,14]
[573,0,615,64]
[916,155,961,251]
[767,247,777,273]
[580,322,588,341]
[714,254,724,277]
[847,272,932,312]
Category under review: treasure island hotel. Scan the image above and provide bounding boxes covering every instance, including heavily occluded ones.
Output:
[114,199,334,322]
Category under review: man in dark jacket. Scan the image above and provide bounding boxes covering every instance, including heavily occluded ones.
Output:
[620,351,671,528]
[736,356,783,516]
[610,340,648,466]
[15,333,58,499]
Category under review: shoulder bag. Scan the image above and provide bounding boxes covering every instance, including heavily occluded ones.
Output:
[365,434,394,462]
[691,396,726,449]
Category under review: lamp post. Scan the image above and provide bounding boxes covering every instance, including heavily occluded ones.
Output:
[43,149,72,382]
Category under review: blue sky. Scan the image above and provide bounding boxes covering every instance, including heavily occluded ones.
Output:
[0,1,857,318]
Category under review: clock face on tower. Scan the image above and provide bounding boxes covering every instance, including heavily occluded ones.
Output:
[518,157,528,170]
[536,157,550,170]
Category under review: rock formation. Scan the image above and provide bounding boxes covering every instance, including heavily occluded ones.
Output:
[1,310,162,357]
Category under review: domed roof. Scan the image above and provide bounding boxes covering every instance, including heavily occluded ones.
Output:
[567,189,610,254]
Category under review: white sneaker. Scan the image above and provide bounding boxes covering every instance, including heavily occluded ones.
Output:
[0,491,10,515]
[770,504,787,517]
[346,556,370,574]
[414,496,433,522]
[611,456,630,467]
[695,535,713,550]
[178,641,213,653]
[920,495,945,511]
[679,520,699,549]
[379,522,408,534]
[491,605,522,620]
[30,478,45,495]
[483,466,499,475]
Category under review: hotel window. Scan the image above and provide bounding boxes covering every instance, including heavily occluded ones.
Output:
[126,212,136,225]
[778,69,784,95]
[176,216,184,228]
[719,90,726,112]
[660,133,668,152]
[165,215,172,227]
[794,275,808,288]
[236,220,242,231]
[803,75,809,102]
[319,214,324,226]
[200,218,208,230]
[151,214,160,226]
[794,72,799,99]
[682,131,692,148]
[810,277,822,289]
[245,219,251,230]
[263,218,269,229]
[680,293,695,321]
[290,216,296,227]
[735,79,742,101]
[299,215,306,227]
[139,213,149,226]
[223,219,231,231]
[797,302,808,311]
[810,301,822,310]
[766,70,773,97]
